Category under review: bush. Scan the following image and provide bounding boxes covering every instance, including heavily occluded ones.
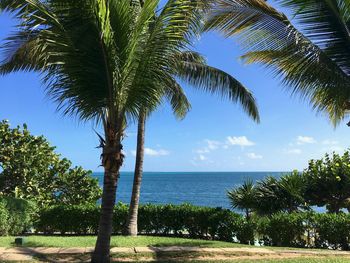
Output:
[33,204,350,250]
[0,197,36,236]
[2,197,36,235]
[35,205,100,234]
[257,212,306,247]
[36,203,245,241]
[0,120,101,208]
[0,200,9,235]
[314,213,350,250]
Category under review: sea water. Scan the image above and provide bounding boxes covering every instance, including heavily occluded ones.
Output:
[93,171,284,209]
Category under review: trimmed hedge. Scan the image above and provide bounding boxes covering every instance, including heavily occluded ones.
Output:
[0,197,36,235]
[35,203,252,242]
[7,203,350,250]
[314,213,350,250]
[257,212,306,247]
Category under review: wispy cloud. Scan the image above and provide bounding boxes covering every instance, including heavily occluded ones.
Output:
[198,154,207,161]
[246,152,263,159]
[322,140,339,145]
[226,136,255,147]
[286,148,302,155]
[131,148,170,157]
[195,139,220,154]
[297,136,316,145]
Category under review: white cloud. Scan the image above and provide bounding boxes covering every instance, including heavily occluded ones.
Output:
[145,148,170,156]
[195,139,220,154]
[131,148,170,157]
[322,140,339,145]
[226,136,255,147]
[246,152,263,159]
[286,149,302,154]
[206,139,220,150]
[195,148,210,154]
[198,154,207,161]
[297,136,316,145]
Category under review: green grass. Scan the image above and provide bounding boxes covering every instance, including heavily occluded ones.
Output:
[191,260,350,263]
[0,235,248,248]
[158,260,350,263]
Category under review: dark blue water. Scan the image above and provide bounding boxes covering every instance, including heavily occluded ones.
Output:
[93,172,284,209]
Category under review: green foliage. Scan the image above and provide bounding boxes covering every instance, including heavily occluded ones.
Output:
[0,200,9,235]
[257,212,306,247]
[1,197,36,235]
[227,178,256,219]
[304,151,350,213]
[0,120,101,207]
[254,171,306,215]
[314,213,350,250]
[0,197,36,236]
[205,0,350,125]
[20,203,350,249]
[35,203,247,242]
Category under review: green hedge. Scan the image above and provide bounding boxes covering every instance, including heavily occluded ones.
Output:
[0,197,36,235]
[257,212,306,247]
[35,203,251,242]
[314,213,350,250]
[12,203,350,250]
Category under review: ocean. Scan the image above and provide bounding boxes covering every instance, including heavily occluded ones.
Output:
[93,171,284,209]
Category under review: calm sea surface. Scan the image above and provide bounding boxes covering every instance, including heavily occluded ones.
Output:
[93,172,284,209]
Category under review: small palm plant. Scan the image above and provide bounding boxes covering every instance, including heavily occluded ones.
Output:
[205,0,350,125]
[227,178,257,219]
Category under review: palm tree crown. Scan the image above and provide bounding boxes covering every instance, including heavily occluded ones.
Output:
[0,0,260,261]
[205,0,350,125]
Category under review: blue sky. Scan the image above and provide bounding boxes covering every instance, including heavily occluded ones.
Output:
[0,3,349,172]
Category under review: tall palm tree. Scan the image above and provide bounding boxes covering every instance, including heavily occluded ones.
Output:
[0,0,259,261]
[227,178,256,219]
[125,50,260,236]
[205,0,350,126]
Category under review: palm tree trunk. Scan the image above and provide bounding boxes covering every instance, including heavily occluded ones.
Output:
[92,127,124,263]
[125,111,146,236]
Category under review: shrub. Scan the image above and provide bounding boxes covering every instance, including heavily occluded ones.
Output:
[0,200,9,235]
[0,197,36,236]
[257,212,306,247]
[36,203,245,241]
[0,120,101,208]
[35,205,100,234]
[2,197,36,235]
[314,213,350,250]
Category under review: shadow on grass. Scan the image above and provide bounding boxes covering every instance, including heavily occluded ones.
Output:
[150,241,224,247]
[33,253,91,263]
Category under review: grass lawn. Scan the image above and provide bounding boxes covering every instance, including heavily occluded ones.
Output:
[0,235,248,248]
[163,260,350,263]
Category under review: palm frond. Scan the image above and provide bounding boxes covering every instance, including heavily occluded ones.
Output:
[175,60,260,122]
[278,0,350,74]
[205,0,350,125]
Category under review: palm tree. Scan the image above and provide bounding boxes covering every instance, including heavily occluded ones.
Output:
[0,0,259,261]
[227,178,256,219]
[255,173,306,215]
[205,0,350,125]
[125,50,260,236]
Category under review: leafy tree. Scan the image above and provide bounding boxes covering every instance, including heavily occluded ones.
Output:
[303,151,350,213]
[205,0,350,125]
[0,120,101,207]
[227,178,257,219]
[0,1,259,261]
